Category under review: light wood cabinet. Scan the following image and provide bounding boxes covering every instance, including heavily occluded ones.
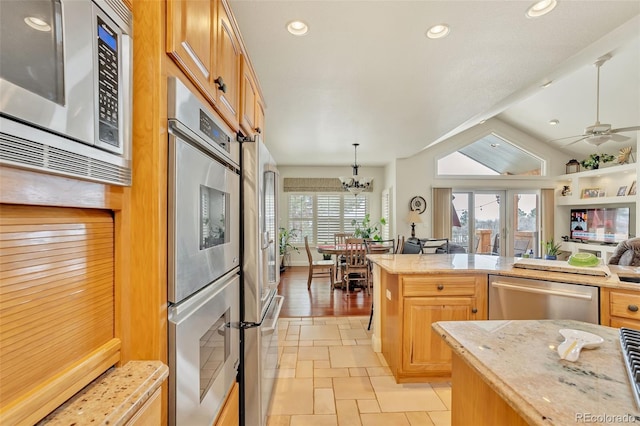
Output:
[166,0,216,101]
[381,272,487,382]
[601,287,640,329]
[166,0,242,131]
[126,387,162,425]
[214,0,241,130]
[213,382,239,426]
[240,56,258,137]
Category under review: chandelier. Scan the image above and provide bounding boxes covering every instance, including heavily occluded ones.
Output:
[339,143,372,196]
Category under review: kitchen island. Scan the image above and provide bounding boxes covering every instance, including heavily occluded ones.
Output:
[432,319,640,426]
[366,253,639,382]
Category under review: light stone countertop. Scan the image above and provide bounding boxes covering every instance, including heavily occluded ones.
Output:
[38,360,168,425]
[432,319,640,425]
[367,253,640,290]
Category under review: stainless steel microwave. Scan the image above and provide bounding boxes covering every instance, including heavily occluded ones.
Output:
[0,0,133,186]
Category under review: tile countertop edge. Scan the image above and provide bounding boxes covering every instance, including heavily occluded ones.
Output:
[367,253,639,290]
[38,360,169,425]
[431,321,551,426]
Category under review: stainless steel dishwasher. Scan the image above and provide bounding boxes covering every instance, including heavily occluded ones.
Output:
[488,275,599,324]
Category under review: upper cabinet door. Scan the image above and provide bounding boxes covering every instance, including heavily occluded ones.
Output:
[215,0,241,130]
[240,57,257,137]
[166,0,216,101]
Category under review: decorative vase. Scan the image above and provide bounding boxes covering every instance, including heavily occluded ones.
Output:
[544,255,557,260]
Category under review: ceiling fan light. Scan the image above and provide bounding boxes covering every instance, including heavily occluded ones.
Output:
[586,135,609,146]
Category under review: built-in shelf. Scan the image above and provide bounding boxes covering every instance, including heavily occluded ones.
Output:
[556,163,637,206]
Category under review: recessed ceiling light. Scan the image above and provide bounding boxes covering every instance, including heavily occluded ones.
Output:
[490,143,500,148]
[426,24,450,39]
[526,0,558,18]
[541,81,553,88]
[479,119,487,124]
[24,16,51,32]
[549,119,559,125]
[286,20,309,36]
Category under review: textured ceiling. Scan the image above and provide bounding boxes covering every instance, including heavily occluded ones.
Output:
[229,1,640,167]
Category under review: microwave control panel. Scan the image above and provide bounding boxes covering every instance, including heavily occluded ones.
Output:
[97,16,120,148]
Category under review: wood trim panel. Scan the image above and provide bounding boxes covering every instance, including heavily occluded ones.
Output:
[0,166,123,210]
[213,382,239,426]
[127,387,162,425]
[0,205,116,421]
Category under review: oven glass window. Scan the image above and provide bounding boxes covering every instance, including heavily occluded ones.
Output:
[0,0,64,104]
[200,308,230,400]
[200,185,228,250]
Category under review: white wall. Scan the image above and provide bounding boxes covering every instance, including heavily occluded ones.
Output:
[392,118,570,238]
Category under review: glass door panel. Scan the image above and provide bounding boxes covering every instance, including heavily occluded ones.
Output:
[511,191,539,257]
[474,192,504,255]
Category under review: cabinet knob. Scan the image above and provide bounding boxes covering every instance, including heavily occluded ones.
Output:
[472,308,478,314]
[628,305,639,312]
[255,127,262,134]
[437,284,444,291]
[214,76,227,93]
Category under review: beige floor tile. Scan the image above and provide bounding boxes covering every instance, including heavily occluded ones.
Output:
[315,360,331,369]
[282,340,302,347]
[339,328,369,340]
[405,411,435,426]
[267,415,291,426]
[427,410,451,426]
[365,366,392,377]
[342,339,357,346]
[349,367,368,377]
[300,325,341,340]
[360,413,410,426]
[283,346,298,354]
[298,346,330,361]
[339,324,351,329]
[375,353,389,367]
[285,334,300,341]
[333,376,376,400]
[430,383,451,410]
[280,353,298,369]
[357,399,381,413]
[298,340,313,347]
[268,378,314,415]
[369,376,446,413]
[277,368,296,378]
[313,340,344,346]
[329,346,382,368]
[335,400,362,426]
[290,415,337,426]
[314,367,350,378]
[356,339,372,345]
[288,325,300,335]
[296,360,314,378]
[314,388,336,414]
[314,377,333,388]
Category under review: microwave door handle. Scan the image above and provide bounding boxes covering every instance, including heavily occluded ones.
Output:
[262,296,284,336]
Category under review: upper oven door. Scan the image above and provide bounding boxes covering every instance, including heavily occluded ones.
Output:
[0,0,131,154]
[168,130,240,304]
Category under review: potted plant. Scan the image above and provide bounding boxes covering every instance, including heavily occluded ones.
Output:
[351,214,387,241]
[279,227,300,271]
[580,153,615,170]
[544,238,562,260]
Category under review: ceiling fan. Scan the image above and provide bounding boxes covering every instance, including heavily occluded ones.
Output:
[551,54,640,147]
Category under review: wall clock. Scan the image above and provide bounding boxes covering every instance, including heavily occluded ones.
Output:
[410,196,426,214]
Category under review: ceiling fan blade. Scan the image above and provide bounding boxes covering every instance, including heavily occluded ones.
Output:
[607,133,631,142]
[611,126,640,133]
[548,134,585,143]
[562,136,589,146]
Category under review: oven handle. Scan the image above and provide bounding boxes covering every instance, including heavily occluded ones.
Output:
[262,295,284,336]
[491,281,593,301]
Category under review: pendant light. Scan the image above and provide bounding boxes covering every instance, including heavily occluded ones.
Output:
[339,143,372,196]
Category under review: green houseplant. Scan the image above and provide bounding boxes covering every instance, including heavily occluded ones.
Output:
[279,227,300,270]
[580,153,615,170]
[351,214,387,241]
[544,238,562,260]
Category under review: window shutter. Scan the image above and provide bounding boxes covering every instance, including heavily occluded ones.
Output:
[343,196,369,235]
[287,194,313,244]
[316,194,341,244]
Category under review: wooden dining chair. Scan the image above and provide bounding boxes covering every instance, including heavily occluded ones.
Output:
[395,235,404,254]
[304,236,335,290]
[343,238,368,296]
[334,232,353,282]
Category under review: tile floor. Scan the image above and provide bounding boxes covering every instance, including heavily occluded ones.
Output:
[267,316,451,426]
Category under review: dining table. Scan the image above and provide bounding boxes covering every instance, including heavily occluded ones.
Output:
[316,243,394,288]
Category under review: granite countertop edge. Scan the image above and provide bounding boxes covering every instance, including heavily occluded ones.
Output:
[432,322,551,425]
[39,360,169,425]
[367,253,639,290]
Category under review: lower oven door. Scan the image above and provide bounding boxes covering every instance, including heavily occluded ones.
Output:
[169,270,239,426]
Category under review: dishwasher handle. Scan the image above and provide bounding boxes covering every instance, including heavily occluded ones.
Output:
[491,281,593,301]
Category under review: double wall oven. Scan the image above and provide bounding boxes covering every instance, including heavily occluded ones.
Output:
[167,77,240,425]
